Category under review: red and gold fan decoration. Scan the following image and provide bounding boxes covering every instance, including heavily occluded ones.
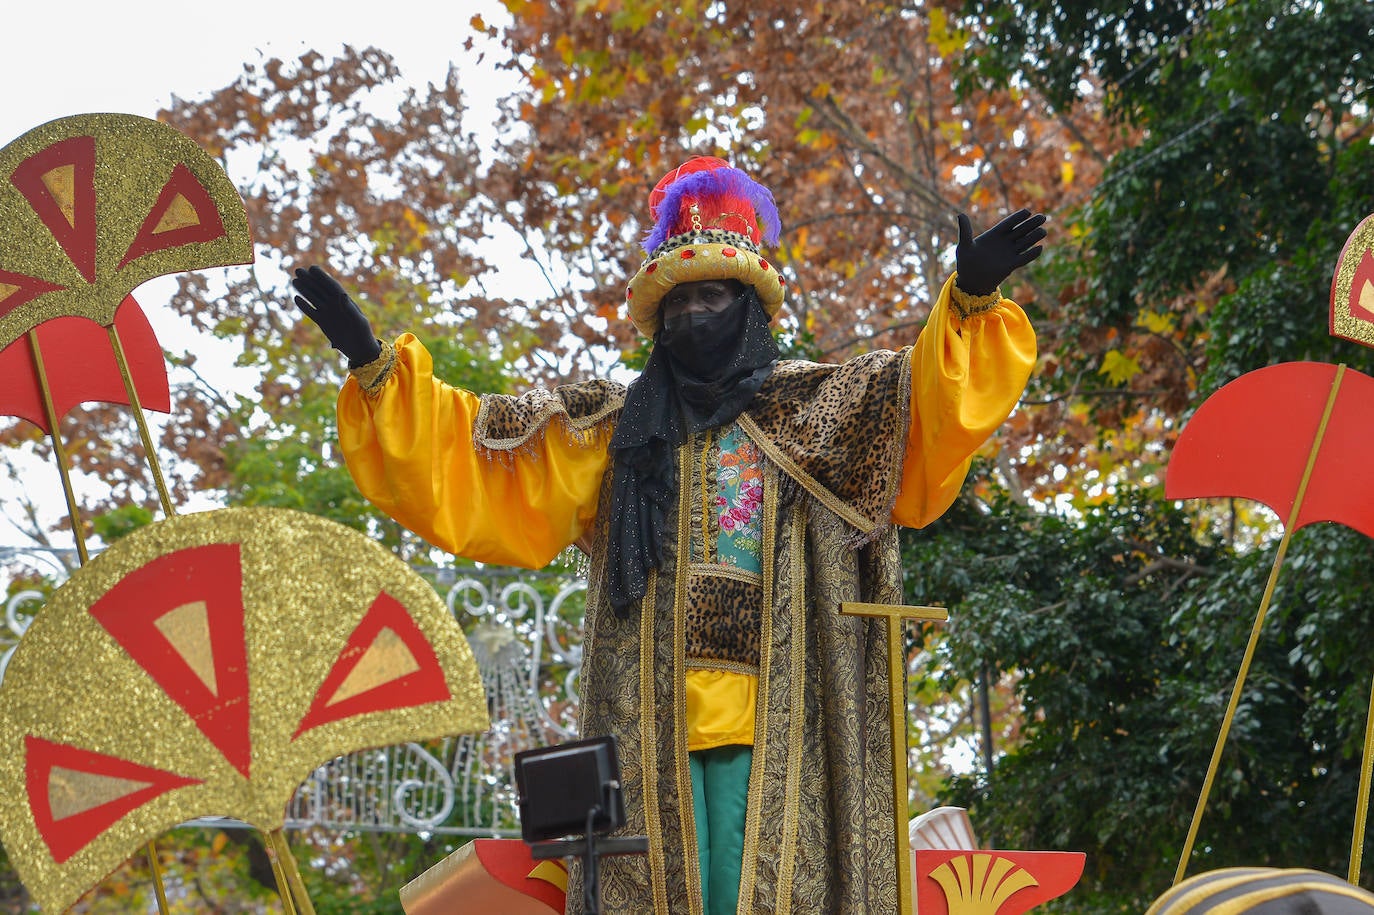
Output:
[1329,212,1374,349]
[0,506,489,914]
[1163,212,1374,888]
[0,113,253,566]
[0,113,252,348]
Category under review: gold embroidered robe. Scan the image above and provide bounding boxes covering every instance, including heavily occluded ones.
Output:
[335,277,1036,913]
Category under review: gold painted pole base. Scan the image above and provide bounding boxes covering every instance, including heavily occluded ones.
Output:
[266,828,317,915]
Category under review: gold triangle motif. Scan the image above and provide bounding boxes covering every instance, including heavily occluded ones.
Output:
[1361,279,1374,315]
[327,627,421,706]
[39,165,77,228]
[0,282,18,303]
[154,600,218,694]
[48,766,154,821]
[152,194,201,234]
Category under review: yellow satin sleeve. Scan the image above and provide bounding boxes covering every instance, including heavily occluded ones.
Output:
[891,275,1037,528]
[685,669,758,751]
[336,333,610,568]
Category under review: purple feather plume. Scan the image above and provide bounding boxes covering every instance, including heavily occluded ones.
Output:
[642,166,781,254]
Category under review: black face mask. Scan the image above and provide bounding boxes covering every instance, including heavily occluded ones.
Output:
[659,298,749,378]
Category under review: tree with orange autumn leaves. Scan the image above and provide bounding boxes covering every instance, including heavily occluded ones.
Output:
[0,4,1113,905]
[3,0,1119,569]
[0,0,1108,864]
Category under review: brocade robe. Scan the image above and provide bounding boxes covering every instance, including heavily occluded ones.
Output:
[335,277,1035,913]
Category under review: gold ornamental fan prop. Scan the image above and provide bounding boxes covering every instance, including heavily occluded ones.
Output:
[0,112,253,346]
[0,506,490,913]
[0,112,253,561]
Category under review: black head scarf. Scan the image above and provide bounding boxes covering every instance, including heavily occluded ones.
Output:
[606,286,780,616]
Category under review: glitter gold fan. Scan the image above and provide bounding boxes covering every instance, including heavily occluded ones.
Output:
[0,113,254,568]
[0,507,489,914]
[1329,212,1374,349]
[0,113,252,349]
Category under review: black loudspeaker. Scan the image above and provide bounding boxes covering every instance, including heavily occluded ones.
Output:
[514,735,626,843]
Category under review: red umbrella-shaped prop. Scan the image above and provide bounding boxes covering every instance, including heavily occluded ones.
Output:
[0,294,170,432]
[1164,212,1374,888]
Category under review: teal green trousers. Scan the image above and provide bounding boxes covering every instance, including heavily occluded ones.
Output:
[689,745,752,915]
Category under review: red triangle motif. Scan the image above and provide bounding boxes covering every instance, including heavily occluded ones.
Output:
[293,592,451,739]
[0,269,66,321]
[88,543,252,778]
[26,736,201,864]
[9,135,98,282]
[118,163,228,268]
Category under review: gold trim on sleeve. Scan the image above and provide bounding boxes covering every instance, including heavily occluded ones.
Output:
[949,282,1004,320]
[346,339,396,394]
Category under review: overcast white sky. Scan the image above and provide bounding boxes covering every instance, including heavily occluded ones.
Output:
[0,2,499,147]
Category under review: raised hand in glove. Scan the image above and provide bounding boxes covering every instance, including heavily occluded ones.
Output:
[954,209,1048,297]
[291,266,382,367]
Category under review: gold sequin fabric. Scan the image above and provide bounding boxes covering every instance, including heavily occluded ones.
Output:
[0,506,487,914]
[0,113,252,350]
[949,282,1004,319]
[1330,213,1374,350]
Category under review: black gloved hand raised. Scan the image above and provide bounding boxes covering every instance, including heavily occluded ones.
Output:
[291,266,383,367]
[954,209,1048,297]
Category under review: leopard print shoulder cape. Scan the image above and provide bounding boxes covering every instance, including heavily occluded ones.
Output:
[473,348,914,540]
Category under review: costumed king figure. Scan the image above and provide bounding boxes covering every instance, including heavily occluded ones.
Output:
[290,156,1045,915]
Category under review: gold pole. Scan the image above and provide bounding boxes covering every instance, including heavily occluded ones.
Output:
[26,330,88,565]
[841,601,950,915]
[106,323,176,518]
[146,841,171,914]
[262,829,298,915]
[268,827,318,915]
[1351,673,1374,884]
[1173,364,1346,885]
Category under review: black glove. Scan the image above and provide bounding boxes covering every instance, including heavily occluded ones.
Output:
[954,209,1048,296]
[291,266,382,367]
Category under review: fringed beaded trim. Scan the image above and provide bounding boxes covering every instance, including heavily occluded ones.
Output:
[950,282,1004,320]
[473,393,621,455]
[648,228,759,260]
[348,339,396,395]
